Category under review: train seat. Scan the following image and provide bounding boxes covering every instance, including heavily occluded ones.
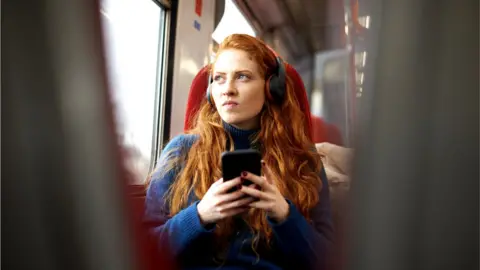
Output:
[311,115,344,145]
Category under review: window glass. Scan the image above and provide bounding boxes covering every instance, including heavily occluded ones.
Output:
[100,0,165,184]
[212,0,256,44]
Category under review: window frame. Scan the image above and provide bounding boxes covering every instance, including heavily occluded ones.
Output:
[149,4,171,173]
[100,0,174,183]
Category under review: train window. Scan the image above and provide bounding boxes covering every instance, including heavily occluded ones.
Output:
[212,0,256,44]
[100,0,167,184]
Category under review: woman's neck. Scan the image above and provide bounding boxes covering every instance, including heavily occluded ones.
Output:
[222,121,259,150]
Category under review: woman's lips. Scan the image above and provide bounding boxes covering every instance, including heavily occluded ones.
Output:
[222,101,238,109]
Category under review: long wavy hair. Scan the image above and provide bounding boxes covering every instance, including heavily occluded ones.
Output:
[151,34,322,257]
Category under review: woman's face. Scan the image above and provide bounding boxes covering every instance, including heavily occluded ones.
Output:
[212,49,265,130]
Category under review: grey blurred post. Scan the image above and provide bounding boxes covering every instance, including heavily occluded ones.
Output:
[3,0,136,269]
[348,0,478,270]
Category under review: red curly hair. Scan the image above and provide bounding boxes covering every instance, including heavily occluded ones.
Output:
[160,34,322,255]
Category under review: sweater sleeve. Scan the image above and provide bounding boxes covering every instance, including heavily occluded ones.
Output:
[144,134,215,257]
[268,166,335,269]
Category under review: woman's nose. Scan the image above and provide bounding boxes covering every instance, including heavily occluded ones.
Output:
[220,79,237,96]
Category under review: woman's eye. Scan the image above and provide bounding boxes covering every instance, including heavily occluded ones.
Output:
[213,75,223,82]
[238,74,250,80]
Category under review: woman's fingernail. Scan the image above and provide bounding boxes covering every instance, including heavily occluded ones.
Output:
[241,171,247,177]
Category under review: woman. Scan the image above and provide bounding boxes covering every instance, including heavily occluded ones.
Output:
[145,34,334,270]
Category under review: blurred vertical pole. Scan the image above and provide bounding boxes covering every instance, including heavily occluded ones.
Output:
[3,0,144,269]
[348,0,479,270]
[343,0,356,146]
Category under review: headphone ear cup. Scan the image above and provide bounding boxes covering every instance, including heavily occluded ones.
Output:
[268,75,284,102]
[206,84,213,105]
[268,57,286,103]
[265,76,274,101]
[206,73,214,105]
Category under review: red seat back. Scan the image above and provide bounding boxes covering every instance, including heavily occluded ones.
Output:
[311,115,344,145]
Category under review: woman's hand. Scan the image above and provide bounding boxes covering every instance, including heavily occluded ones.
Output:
[197,177,255,225]
[240,164,290,223]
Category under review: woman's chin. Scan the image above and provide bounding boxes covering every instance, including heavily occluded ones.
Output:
[221,115,242,125]
[220,114,259,130]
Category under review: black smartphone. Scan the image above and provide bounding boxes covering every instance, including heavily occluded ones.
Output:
[221,149,262,189]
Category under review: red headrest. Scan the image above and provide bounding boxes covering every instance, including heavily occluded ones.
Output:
[183,63,313,141]
[183,65,211,131]
[311,115,344,145]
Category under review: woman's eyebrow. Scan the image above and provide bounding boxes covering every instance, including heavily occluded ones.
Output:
[213,69,254,75]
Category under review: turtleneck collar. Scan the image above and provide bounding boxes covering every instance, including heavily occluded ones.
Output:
[222,121,259,150]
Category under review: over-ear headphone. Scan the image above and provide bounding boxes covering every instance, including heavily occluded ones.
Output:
[206,56,286,105]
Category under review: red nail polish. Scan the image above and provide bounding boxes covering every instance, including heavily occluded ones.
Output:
[241,171,247,177]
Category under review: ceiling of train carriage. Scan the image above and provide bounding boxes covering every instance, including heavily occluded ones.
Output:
[234,0,346,60]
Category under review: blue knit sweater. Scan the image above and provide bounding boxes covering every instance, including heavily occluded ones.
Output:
[144,123,334,269]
